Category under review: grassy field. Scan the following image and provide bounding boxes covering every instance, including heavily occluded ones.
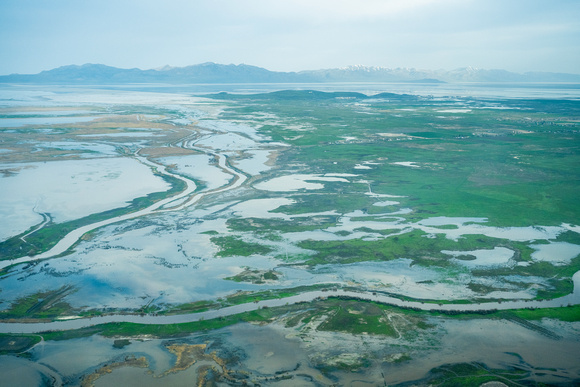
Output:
[211,91,580,228]
[202,90,580,301]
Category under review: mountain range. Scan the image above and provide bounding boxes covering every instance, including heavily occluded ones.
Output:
[1,63,579,84]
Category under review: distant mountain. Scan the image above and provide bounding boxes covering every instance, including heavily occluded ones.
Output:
[1,63,579,84]
[431,67,580,82]
[305,65,580,83]
[0,63,304,84]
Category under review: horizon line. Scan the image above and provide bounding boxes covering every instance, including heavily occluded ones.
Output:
[3,62,580,77]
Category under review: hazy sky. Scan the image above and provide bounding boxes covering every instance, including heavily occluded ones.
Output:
[1,0,579,75]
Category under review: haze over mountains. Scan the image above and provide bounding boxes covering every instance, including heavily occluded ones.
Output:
[1,62,579,84]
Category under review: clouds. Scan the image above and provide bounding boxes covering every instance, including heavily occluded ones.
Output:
[0,0,578,74]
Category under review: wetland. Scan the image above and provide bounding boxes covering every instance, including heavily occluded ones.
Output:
[0,83,579,385]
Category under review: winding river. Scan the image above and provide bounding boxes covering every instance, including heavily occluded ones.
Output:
[1,269,579,334]
[0,132,247,271]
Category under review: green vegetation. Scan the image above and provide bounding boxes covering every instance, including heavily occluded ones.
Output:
[225,268,281,283]
[317,303,398,336]
[222,288,297,306]
[208,91,580,299]
[159,285,330,317]
[160,300,220,315]
[296,231,531,268]
[40,308,278,341]
[271,193,376,216]
[39,297,432,341]
[0,286,75,320]
[471,255,580,300]
[227,215,339,233]
[0,334,42,354]
[504,304,580,322]
[1,89,579,386]
[112,339,131,349]
[210,235,273,257]
[218,91,580,228]
[422,304,580,322]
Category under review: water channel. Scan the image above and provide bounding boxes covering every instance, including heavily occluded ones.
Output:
[0,131,247,271]
[1,269,579,334]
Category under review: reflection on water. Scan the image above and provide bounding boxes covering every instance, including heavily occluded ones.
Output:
[2,314,578,386]
[158,154,231,190]
[0,157,170,240]
[1,83,580,385]
[0,357,46,387]
[530,242,580,265]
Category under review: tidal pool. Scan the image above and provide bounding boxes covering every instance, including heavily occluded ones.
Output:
[415,218,565,241]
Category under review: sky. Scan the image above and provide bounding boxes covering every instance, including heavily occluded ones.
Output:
[0,0,579,75]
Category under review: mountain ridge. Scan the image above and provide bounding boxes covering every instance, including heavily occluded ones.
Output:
[1,63,579,84]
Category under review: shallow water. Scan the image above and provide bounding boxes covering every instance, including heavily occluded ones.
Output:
[194,132,258,150]
[158,154,231,190]
[0,157,170,240]
[373,200,400,206]
[1,110,94,116]
[35,140,118,155]
[386,318,580,385]
[0,116,100,127]
[1,84,580,385]
[530,242,580,265]
[442,247,515,268]
[254,173,351,191]
[198,119,264,140]
[3,268,579,333]
[0,356,51,387]
[230,197,295,219]
[233,149,274,175]
[78,132,161,138]
[4,312,579,386]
